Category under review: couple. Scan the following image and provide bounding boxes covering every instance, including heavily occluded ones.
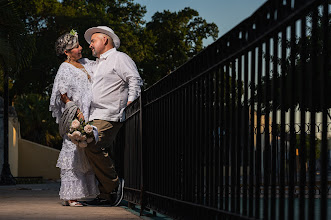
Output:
[49,26,142,207]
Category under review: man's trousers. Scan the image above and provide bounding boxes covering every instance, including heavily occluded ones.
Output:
[85,119,123,200]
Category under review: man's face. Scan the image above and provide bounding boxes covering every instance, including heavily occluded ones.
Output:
[89,33,105,58]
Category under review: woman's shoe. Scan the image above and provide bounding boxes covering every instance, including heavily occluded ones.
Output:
[68,201,84,207]
[62,200,84,207]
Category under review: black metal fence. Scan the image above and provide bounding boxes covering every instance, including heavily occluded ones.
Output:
[117,0,330,219]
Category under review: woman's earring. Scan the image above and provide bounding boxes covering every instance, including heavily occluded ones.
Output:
[67,55,71,62]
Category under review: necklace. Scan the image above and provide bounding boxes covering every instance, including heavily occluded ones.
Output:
[66,60,91,81]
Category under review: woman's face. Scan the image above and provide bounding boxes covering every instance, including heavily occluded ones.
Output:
[65,44,82,62]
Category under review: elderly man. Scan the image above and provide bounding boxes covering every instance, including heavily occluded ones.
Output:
[84,26,142,206]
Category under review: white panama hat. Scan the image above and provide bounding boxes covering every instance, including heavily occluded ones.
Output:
[84,26,120,49]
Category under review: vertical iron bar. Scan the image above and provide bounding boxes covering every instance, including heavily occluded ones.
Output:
[320,2,329,219]
[178,90,182,200]
[176,90,180,200]
[231,59,237,213]
[174,92,178,199]
[180,88,184,201]
[155,98,159,195]
[172,92,177,199]
[183,84,193,202]
[193,81,199,203]
[210,70,216,208]
[243,51,249,216]
[175,77,179,198]
[206,73,211,206]
[147,104,152,195]
[128,111,132,190]
[215,67,220,209]
[169,92,172,199]
[155,100,160,195]
[195,80,200,204]
[190,81,198,203]
[202,77,206,206]
[167,94,171,198]
[308,8,317,220]
[236,56,242,214]
[255,44,262,220]
[190,82,195,204]
[288,21,297,220]
[161,96,165,196]
[220,66,225,210]
[134,107,137,190]
[182,87,184,201]
[299,15,307,220]
[249,49,256,218]
[160,96,164,196]
[279,29,287,220]
[225,63,230,212]
[197,78,203,204]
[263,38,271,220]
[183,86,188,202]
[270,32,278,220]
[139,92,145,215]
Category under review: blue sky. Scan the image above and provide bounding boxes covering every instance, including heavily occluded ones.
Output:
[135,0,267,46]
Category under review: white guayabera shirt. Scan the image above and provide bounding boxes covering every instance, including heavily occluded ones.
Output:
[89,48,143,122]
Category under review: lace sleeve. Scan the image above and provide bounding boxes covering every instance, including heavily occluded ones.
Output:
[49,64,73,123]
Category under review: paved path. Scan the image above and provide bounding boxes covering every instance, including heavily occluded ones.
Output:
[0,181,142,220]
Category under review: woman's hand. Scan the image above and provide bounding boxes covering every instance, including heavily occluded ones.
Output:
[76,109,85,121]
[78,114,85,121]
[60,93,70,104]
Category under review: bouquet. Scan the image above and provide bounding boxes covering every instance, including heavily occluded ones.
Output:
[67,119,95,148]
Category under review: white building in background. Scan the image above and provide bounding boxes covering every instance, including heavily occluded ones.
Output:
[0,97,60,181]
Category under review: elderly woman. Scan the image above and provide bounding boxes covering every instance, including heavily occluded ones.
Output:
[49,30,99,207]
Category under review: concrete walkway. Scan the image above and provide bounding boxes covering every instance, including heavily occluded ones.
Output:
[0,181,142,220]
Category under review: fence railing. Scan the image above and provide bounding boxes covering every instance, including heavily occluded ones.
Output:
[117,0,330,219]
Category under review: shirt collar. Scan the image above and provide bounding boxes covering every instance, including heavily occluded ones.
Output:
[98,48,116,61]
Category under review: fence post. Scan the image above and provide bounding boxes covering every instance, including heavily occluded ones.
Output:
[139,91,145,216]
[0,58,15,185]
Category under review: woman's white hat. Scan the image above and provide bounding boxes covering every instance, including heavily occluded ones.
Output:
[84,26,120,49]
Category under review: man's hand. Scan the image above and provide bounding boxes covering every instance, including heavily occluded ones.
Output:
[127,101,132,106]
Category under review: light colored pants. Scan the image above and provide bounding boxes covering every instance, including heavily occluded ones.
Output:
[85,119,123,200]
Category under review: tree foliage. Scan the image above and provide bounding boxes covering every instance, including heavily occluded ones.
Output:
[0,0,35,95]
[254,11,331,113]
[3,0,219,148]
[141,7,218,85]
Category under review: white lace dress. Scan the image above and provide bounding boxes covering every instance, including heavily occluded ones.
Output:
[49,58,99,201]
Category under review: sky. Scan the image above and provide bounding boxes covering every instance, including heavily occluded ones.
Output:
[134,0,267,46]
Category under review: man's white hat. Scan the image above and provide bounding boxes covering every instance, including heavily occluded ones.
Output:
[84,26,120,49]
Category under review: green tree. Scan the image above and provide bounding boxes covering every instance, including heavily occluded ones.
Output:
[9,0,220,148]
[255,10,331,113]
[141,7,219,86]
[12,0,148,97]
[0,0,35,96]
[10,0,149,148]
